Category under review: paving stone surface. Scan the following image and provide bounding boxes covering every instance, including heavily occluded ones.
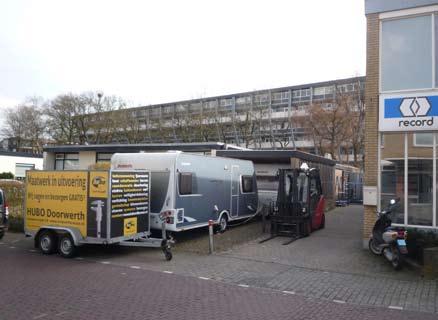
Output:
[2,245,435,320]
[2,205,437,315]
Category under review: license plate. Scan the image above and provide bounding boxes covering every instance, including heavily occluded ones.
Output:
[397,239,406,246]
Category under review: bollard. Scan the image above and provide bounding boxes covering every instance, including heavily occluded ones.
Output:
[208,220,214,254]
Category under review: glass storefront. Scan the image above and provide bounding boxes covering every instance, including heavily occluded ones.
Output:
[380,132,436,228]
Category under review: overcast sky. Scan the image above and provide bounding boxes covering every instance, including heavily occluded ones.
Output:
[0,0,366,109]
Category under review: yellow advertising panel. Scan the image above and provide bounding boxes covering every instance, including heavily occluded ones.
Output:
[89,171,109,198]
[26,171,88,237]
[123,217,137,236]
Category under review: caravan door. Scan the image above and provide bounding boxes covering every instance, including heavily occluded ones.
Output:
[230,165,239,217]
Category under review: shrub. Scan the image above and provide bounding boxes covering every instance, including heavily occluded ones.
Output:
[0,180,24,210]
[406,228,438,263]
[8,215,24,232]
[0,172,14,179]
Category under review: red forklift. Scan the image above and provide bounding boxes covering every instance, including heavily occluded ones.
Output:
[261,163,325,245]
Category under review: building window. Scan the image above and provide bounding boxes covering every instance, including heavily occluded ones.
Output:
[15,163,35,180]
[96,153,113,162]
[380,133,435,227]
[414,133,433,146]
[55,153,79,170]
[313,86,334,96]
[381,15,432,91]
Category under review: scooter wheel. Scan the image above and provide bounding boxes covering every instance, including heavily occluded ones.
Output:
[391,251,403,270]
[368,238,383,256]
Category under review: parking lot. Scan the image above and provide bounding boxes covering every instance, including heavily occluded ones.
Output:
[1,205,437,317]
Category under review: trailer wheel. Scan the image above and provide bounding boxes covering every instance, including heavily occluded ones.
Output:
[58,234,77,258]
[39,230,57,255]
[217,214,228,233]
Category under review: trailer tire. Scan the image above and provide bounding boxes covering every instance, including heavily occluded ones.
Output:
[58,234,77,258]
[217,214,228,233]
[38,230,57,255]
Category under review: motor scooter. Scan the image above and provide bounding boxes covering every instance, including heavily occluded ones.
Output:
[368,199,408,270]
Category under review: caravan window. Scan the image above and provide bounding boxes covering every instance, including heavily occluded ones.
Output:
[179,172,193,195]
[241,176,254,193]
[150,172,170,213]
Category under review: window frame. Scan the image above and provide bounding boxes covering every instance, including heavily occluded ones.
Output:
[379,12,436,93]
[379,132,438,229]
[413,133,434,147]
[241,175,255,194]
[54,153,79,170]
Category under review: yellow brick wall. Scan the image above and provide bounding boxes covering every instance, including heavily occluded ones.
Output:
[363,13,379,247]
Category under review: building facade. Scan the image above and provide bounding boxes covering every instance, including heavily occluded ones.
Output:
[364,0,438,247]
[85,77,365,162]
[0,151,43,179]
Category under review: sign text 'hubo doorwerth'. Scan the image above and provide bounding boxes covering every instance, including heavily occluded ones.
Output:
[379,93,438,132]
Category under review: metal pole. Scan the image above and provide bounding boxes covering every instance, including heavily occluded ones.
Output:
[208,220,214,254]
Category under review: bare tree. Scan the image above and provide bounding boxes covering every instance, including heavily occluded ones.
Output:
[115,109,144,144]
[2,101,45,152]
[347,87,365,167]
[306,93,352,161]
[85,94,127,144]
[44,94,81,144]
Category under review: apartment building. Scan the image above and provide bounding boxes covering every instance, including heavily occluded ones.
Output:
[85,77,364,161]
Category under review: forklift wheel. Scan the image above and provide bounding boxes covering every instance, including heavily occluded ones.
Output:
[303,221,312,237]
[319,214,325,229]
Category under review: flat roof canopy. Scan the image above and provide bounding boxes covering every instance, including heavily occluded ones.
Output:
[43,142,246,153]
[365,0,437,14]
[216,150,336,166]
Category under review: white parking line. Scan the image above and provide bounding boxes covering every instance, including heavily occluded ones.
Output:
[9,246,15,249]
[388,306,403,310]
[121,272,127,275]
[11,240,19,243]
[163,271,173,274]
[130,266,141,269]
[29,249,37,253]
[282,290,295,295]
[333,300,346,304]
[33,313,48,319]
[75,257,84,261]
[55,311,68,316]
[100,261,110,265]
[198,277,210,280]
[238,284,249,288]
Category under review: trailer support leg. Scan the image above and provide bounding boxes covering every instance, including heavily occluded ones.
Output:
[208,220,214,254]
[161,221,166,240]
